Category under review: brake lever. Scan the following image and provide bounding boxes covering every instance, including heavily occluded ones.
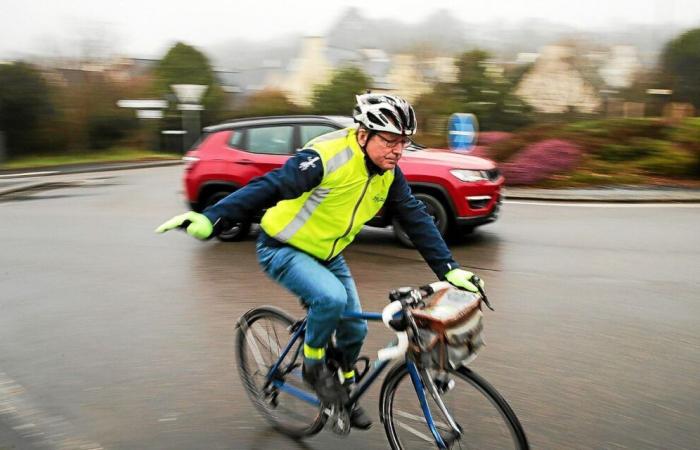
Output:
[471,275,494,311]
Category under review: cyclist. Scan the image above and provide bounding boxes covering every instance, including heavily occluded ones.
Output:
[156,93,484,430]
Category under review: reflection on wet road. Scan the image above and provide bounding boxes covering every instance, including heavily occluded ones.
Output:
[0,166,698,449]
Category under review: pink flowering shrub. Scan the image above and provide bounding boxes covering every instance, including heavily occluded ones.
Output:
[501,139,583,185]
[448,133,513,159]
[465,145,491,158]
[478,131,514,146]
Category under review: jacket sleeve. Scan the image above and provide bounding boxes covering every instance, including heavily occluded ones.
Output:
[202,149,324,229]
[385,166,460,279]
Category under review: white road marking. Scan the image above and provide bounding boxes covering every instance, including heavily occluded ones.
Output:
[0,370,104,450]
[395,409,449,429]
[396,420,434,443]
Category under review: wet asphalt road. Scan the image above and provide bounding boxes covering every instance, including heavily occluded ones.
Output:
[1,166,699,450]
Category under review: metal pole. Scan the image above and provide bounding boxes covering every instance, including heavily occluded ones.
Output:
[181,110,188,152]
[0,131,6,163]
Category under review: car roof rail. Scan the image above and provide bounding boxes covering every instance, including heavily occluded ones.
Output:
[203,115,353,133]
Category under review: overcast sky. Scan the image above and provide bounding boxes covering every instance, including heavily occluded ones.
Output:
[1,0,699,59]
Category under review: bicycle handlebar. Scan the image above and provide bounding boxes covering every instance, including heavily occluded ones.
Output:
[377,301,409,361]
[377,281,454,362]
[377,279,492,361]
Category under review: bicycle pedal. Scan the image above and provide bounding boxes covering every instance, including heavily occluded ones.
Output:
[262,387,279,408]
[323,404,351,436]
[331,408,351,436]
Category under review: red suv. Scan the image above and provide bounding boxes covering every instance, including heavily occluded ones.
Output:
[183,115,503,246]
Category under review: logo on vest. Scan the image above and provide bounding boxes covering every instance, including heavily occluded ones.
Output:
[373,194,386,203]
[299,156,320,171]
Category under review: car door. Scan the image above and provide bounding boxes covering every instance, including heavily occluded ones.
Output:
[228,124,297,183]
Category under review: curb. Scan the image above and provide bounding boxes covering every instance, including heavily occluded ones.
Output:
[2,161,699,203]
[0,179,113,197]
[0,160,182,197]
[0,159,182,178]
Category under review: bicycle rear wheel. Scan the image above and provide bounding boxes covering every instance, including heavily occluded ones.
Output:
[235,306,324,438]
[380,363,528,449]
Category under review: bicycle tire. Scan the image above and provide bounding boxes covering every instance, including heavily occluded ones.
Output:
[235,306,325,438]
[380,363,529,449]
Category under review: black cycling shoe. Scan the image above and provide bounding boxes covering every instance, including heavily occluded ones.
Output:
[349,404,372,430]
[343,381,372,430]
[302,362,347,405]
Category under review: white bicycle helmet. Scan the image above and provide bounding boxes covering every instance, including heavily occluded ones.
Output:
[353,93,417,136]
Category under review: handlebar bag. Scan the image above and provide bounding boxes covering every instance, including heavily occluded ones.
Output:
[412,286,484,369]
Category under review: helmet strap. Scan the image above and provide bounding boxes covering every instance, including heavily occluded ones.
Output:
[357,128,384,175]
[357,126,374,153]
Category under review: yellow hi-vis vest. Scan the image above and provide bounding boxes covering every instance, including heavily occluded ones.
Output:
[261,127,395,261]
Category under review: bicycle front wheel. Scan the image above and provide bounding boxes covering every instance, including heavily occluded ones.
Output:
[380,363,528,449]
[235,306,324,438]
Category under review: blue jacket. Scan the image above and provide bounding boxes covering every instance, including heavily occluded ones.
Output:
[203,149,460,279]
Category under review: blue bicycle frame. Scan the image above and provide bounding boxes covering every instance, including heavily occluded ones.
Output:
[263,310,449,449]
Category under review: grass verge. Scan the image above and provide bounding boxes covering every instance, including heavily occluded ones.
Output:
[0,148,181,171]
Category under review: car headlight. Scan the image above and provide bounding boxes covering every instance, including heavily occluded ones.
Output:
[450,169,488,182]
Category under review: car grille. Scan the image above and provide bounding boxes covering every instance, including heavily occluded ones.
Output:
[485,169,500,181]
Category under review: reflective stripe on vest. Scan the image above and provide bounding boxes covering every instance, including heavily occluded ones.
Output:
[326,147,354,174]
[275,187,330,242]
[260,127,394,260]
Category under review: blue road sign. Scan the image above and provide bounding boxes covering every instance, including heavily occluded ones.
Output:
[448,113,478,152]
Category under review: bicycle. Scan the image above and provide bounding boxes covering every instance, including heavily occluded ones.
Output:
[234,279,529,449]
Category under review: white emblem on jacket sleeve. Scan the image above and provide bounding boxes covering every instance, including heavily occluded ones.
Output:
[299,156,320,171]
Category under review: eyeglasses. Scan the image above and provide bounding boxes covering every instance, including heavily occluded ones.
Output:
[375,134,410,149]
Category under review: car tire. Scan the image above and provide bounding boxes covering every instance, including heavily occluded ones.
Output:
[204,192,251,242]
[392,193,449,248]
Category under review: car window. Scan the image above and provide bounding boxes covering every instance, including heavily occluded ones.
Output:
[245,126,294,154]
[300,125,338,146]
[229,129,244,148]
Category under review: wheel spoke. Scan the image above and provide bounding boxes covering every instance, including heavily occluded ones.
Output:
[245,325,269,371]
[236,309,324,438]
[394,409,450,430]
[246,322,284,366]
[384,365,527,449]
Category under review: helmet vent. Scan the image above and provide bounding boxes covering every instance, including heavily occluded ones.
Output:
[353,93,417,135]
[366,111,385,127]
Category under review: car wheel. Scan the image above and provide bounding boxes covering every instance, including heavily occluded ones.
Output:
[392,193,449,248]
[204,192,251,242]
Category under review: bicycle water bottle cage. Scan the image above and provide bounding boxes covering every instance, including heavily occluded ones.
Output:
[353,356,370,383]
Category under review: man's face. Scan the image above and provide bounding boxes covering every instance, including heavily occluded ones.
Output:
[357,129,410,171]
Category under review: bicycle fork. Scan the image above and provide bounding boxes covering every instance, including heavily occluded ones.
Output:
[407,361,463,449]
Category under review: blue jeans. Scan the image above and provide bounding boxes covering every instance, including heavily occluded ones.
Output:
[256,234,368,369]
